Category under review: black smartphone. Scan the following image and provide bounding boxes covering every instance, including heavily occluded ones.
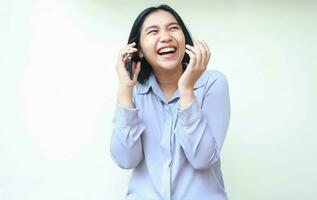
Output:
[125,52,139,80]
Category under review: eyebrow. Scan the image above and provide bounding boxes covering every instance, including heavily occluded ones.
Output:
[144,22,180,32]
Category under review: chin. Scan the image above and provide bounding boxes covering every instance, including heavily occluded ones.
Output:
[157,61,182,71]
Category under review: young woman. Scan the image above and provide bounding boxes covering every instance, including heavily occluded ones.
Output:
[111,4,230,200]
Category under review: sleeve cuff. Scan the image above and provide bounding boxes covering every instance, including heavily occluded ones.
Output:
[178,99,202,126]
[113,103,140,126]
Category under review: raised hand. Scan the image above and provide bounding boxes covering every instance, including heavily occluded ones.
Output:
[178,40,211,91]
[115,42,141,108]
[116,42,141,88]
[178,40,211,108]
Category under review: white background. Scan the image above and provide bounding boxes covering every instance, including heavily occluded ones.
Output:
[1,0,316,199]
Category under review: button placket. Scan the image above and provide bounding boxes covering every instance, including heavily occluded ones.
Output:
[160,103,173,200]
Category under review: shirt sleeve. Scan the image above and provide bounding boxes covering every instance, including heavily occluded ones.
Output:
[110,103,145,169]
[177,73,230,170]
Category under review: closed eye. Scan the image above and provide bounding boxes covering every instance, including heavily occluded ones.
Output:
[170,26,180,30]
[147,29,158,35]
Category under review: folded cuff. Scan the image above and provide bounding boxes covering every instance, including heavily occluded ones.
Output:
[178,99,202,127]
[113,103,140,126]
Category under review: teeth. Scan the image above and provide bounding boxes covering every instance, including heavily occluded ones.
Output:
[158,47,175,54]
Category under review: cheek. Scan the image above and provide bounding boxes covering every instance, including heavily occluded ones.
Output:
[141,38,157,56]
[175,33,185,47]
[178,37,186,52]
[181,35,186,46]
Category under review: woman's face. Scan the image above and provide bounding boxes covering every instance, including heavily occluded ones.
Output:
[139,10,186,72]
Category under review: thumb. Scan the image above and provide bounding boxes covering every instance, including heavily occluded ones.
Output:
[133,61,141,81]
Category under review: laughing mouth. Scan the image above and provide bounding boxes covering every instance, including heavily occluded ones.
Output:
[157,47,176,55]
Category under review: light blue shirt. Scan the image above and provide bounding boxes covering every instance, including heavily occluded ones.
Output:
[111,70,230,200]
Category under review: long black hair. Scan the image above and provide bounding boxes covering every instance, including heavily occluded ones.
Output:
[127,4,194,84]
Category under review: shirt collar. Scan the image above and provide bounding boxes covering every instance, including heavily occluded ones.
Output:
[136,73,154,95]
[136,70,206,95]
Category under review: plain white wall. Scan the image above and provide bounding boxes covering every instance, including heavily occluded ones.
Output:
[1,0,316,199]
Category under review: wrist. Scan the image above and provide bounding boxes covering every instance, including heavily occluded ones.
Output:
[179,88,195,109]
[178,87,194,96]
[117,85,134,108]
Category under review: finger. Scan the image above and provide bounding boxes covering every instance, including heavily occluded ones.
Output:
[120,47,138,58]
[124,42,137,57]
[185,44,200,55]
[127,42,136,47]
[185,49,197,69]
[199,40,211,65]
[193,40,203,67]
[123,51,138,63]
[185,44,200,63]
[194,40,207,67]
[120,48,138,62]
[195,40,209,68]
[132,61,141,81]
[201,40,210,55]
[195,40,207,57]
[120,42,137,55]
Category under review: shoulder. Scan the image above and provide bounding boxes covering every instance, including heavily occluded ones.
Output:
[134,79,150,95]
[203,70,227,80]
[196,70,229,88]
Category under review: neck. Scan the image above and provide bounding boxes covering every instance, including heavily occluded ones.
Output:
[153,65,183,101]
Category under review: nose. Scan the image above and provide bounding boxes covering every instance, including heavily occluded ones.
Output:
[159,30,172,43]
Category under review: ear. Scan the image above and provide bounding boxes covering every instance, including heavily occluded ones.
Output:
[138,50,144,58]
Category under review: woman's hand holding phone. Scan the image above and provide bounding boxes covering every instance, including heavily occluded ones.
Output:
[178,40,211,108]
[115,42,141,108]
[116,42,140,86]
[178,40,210,90]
